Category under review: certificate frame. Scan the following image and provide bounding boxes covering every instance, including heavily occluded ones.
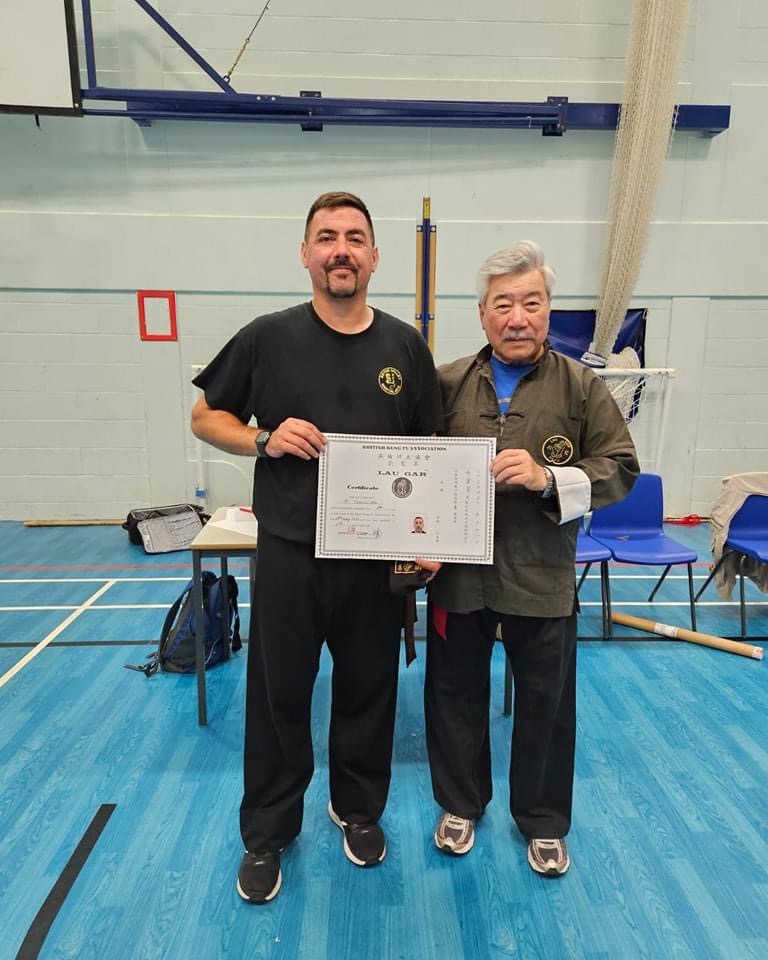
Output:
[315,434,496,563]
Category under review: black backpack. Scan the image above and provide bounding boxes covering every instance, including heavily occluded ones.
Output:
[126,572,241,677]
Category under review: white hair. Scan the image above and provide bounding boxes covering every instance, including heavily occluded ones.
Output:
[476,241,556,304]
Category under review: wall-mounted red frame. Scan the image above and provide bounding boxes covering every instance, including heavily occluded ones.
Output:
[137,290,178,341]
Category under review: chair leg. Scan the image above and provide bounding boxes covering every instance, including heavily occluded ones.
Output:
[601,560,613,639]
[648,565,671,602]
[739,554,747,639]
[577,562,592,592]
[693,552,730,602]
[687,563,697,632]
[503,656,512,717]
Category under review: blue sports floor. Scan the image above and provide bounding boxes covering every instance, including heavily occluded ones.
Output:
[0,520,766,960]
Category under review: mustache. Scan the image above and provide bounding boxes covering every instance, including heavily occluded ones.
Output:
[326,258,358,273]
[501,332,534,341]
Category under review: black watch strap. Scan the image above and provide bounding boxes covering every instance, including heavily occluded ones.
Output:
[255,430,271,459]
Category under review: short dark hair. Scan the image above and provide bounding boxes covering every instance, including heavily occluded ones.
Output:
[304,191,375,244]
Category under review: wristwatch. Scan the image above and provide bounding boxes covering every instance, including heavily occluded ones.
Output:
[255,430,272,459]
[540,466,555,498]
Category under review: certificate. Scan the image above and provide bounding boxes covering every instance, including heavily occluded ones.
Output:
[315,434,496,563]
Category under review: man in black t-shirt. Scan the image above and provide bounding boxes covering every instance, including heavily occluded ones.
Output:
[191,191,442,904]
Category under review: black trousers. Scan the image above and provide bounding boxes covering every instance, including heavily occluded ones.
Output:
[240,530,403,853]
[424,606,577,839]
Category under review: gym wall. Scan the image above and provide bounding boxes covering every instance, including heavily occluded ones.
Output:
[0,0,766,519]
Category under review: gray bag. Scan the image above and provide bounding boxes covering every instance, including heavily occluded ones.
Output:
[122,503,209,553]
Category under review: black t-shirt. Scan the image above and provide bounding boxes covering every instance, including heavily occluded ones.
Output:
[193,302,443,542]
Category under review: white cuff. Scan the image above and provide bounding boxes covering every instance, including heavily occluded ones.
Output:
[550,466,591,524]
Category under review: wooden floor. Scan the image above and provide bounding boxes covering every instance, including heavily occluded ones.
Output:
[1,521,766,960]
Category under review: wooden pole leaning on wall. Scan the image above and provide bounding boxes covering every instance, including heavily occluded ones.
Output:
[611,612,764,661]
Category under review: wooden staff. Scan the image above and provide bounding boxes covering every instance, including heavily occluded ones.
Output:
[24,520,123,527]
[611,612,763,661]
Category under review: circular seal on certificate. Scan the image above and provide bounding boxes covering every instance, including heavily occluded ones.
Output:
[392,477,412,498]
[542,435,574,464]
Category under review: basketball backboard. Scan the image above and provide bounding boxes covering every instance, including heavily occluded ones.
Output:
[0,0,81,116]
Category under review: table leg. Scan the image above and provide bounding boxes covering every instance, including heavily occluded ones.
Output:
[192,551,207,726]
[221,557,230,653]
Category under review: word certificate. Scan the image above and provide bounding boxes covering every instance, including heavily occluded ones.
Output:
[315,434,496,563]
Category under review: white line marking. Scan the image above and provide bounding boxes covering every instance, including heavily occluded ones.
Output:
[0,576,251,584]
[0,581,116,688]
[75,604,172,610]
[0,601,253,614]
[0,598,759,615]
[581,574,709,580]
[0,573,719,585]
[1,606,80,612]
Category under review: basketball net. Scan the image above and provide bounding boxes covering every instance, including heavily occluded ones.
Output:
[592,0,690,370]
[596,368,675,473]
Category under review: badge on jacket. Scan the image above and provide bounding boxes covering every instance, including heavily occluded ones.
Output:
[542,435,574,464]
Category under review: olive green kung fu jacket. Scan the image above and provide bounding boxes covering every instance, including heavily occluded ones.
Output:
[429,343,640,618]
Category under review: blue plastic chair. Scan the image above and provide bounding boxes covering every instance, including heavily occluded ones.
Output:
[694,494,768,638]
[589,473,698,630]
[577,517,613,639]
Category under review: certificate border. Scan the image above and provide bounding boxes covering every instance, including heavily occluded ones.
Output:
[316,434,496,563]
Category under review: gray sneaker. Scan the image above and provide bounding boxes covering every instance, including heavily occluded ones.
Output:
[434,812,475,855]
[527,838,570,876]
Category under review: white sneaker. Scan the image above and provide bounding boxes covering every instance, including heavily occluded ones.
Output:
[434,812,475,855]
[527,838,570,876]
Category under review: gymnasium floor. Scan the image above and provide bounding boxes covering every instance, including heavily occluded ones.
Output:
[1,520,766,960]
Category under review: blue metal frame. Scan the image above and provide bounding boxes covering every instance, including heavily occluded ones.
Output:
[78,0,730,136]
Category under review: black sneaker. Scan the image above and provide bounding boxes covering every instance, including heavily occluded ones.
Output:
[328,802,386,866]
[236,851,282,903]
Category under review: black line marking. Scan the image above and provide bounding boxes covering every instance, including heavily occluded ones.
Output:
[15,804,116,960]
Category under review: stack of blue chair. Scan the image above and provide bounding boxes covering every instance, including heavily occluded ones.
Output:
[576,517,613,639]
[589,473,698,631]
[501,474,699,716]
[694,494,768,638]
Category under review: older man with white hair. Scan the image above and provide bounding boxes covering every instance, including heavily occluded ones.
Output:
[425,241,639,876]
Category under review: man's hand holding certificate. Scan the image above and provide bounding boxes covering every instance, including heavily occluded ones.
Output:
[315,434,496,563]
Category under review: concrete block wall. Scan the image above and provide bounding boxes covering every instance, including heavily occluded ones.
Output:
[0,0,765,520]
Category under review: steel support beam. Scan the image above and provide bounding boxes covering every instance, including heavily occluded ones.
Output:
[78,1,730,136]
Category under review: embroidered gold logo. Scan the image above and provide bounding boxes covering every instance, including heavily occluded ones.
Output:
[378,367,403,395]
[394,560,421,575]
[542,435,574,464]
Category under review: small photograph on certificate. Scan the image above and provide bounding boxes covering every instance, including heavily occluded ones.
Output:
[315,434,496,563]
